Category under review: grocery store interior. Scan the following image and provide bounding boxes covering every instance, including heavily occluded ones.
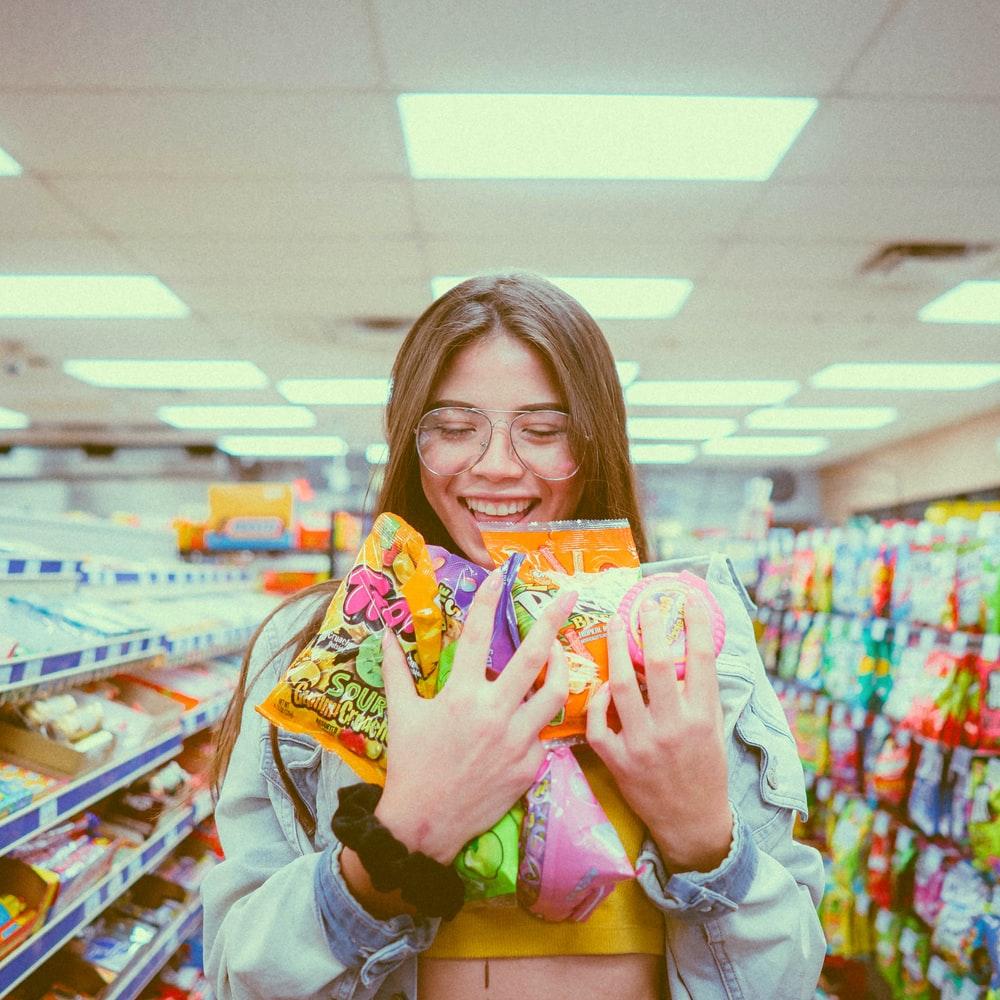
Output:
[1,2,999,998]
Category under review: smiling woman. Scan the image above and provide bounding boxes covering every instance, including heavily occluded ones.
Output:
[203,272,825,1000]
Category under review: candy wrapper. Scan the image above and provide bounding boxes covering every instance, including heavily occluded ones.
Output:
[454,802,525,903]
[616,571,725,681]
[257,513,443,783]
[517,747,634,922]
[482,520,640,743]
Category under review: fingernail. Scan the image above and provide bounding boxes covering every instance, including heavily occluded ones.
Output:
[560,589,578,611]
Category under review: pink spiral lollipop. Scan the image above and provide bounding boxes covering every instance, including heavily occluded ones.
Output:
[617,571,726,679]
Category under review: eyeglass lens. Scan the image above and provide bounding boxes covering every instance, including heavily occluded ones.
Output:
[416,407,578,480]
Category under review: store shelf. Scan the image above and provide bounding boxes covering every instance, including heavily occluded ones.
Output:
[0,558,82,582]
[102,897,203,1000]
[0,624,254,703]
[0,703,225,857]
[0,793,213,997]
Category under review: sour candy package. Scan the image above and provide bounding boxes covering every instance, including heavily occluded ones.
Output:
[257,513,443,783]
[616,571,726,680]
[481,520,641,743]
[517,747,634,922]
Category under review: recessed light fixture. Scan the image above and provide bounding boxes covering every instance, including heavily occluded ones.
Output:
[216,435,349,458]
[615,361,640,387]
[0,146,22,176]
[627,417,737,440]
[918,280,1000,324]
[626,379,799,406]
[811,363,1000,390]
[399,94,818,180]
[277,378,391,405]
[157,405,316,430]
[0,275,189,318]
[745,406,898,430]
[64,359,268,390]
[0,407,29,429]
[365,443,390,465]
[630,443,698,464]
[431,275,693,319]
[702,436,829,457]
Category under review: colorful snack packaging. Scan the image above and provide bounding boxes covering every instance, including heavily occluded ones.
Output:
[454,802,525,903]
[257,513,443,783]
[517,747,633,922]
[428,544,488,649]
[617,572,725,680]
[482,519,640,744]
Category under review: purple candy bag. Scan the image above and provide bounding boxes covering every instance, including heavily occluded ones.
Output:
[428,545,488,643]
[518,747,634,922]
[488,553,525,676]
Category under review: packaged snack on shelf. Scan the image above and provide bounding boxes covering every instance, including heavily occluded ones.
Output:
[789,531,815,612]
[965,633,1000,750]
[792,692,829,778]
[827,703,865,793]
[481,519,640,744]
[756,529,793,608]
[945,746,976,843]
[889,523,922,623]
[867,722,916,810]
[757,613,782,674]
[912,841,961,926]
[795,615,828,690]
[257,513,443,783]
[776,614,805,682]
[827,797,873,892]
[931,860,991,972]
[874,908,906,997]
[968,757,1000,877]
[866,810,896,911]
[819,883,856,957]
[810,528,835,614]
[908,741,949,837]
[517,747,633,922]
[899,919,933,1000]
[981,513,1000,635]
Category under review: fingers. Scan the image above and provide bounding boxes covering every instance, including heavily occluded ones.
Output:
[585,681,623,768]
[494,589,578,707]
[606,612,646,730]
[516,639,569,734]
[638,600,681,717]
[380,629,417,712]
[682,594,720,701]
[448,569,504,688]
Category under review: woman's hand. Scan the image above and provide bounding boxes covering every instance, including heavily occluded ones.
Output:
[587,595,733,873]
[376,571,574,864]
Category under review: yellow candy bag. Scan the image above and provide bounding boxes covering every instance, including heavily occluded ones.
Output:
[257,512,442,783]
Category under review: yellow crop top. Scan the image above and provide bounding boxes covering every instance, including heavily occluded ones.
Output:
[424,747,664,959]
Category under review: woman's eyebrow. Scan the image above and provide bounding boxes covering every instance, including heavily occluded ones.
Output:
[430,399,565,411]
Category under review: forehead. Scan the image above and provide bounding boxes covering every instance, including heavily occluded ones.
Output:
[433,333,564,408]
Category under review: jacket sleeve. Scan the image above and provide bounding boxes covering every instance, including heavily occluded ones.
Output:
[200,600,436,1000]
[635,555,827,1000]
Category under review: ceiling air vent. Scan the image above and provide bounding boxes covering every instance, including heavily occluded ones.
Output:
[353,316,412,333]
[859,242,997,285]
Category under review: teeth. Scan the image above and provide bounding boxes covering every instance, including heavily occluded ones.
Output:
[465,499,533,517]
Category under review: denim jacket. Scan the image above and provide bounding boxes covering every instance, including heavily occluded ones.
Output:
[202,553,826,1000]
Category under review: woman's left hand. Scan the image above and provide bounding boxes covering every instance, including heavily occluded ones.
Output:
[587,594,733,873]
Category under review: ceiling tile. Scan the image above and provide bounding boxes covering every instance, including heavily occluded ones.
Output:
[0,237,136,272]
[47,177,417,238]
[0,178,93,235]
[738,181,1000,242]
[376,0,891,94]
[706,241,876,284]
[845,0,1000,98]
[1,1,380,88]
[0,92,408,178]
[412,181,763,239]
[776,98,1000,182]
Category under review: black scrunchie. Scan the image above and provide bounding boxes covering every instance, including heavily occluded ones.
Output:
[332,782,465,920]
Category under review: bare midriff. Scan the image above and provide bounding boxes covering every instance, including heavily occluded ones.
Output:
[417,953,662,1000]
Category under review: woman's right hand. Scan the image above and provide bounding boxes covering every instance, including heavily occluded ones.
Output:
[375,570,575,864]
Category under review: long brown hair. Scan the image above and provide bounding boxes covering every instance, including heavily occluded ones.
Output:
[212,271,648,790]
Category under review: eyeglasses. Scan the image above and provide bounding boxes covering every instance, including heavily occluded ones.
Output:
[414,406,580,481]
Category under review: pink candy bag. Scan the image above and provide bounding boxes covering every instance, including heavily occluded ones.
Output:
[517,747,634,922]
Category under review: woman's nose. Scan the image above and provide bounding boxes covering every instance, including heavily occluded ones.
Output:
[473,424,524,478]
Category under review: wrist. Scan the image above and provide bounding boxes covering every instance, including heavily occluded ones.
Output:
[652,807,733,874]
[375,794,461,865]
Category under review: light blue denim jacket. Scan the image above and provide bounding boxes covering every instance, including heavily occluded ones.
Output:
[202,553,826,1000]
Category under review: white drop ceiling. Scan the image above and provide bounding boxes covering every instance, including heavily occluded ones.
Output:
[0,0,998,470]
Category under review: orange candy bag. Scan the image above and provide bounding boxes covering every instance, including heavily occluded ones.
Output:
[481,519,640,744]
[256,512,442,784]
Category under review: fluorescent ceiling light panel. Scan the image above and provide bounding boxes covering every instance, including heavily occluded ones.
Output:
[277,378,391,405]
[399,94,817,180]
[431,275,692,319]
[0,407,29,429]
[630,443,698,464]
[745,406,898,430]
[217,435,349,458]
[702,436,829,457]
[615,361,640,387]
[366,443,389,465]
[627,417,737,439]
[811,363,1000,391]
[0,146,22,176]
[0,275,189,318]
[918,281,1000,324]
[64,359,268,390]
[157,405,316,430]
[626,379,799,406]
